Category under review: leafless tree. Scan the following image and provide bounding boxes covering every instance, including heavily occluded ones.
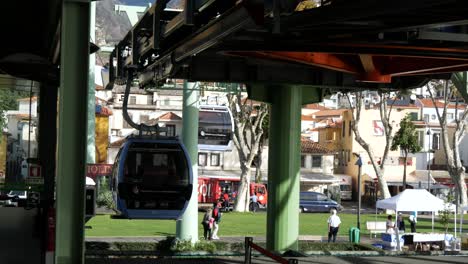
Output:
[427,80,467,207]
[346,90,395,199]
[227,93,269,212]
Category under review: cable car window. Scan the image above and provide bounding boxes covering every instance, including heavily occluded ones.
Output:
[210,153,220,166]
[198,153,207,166]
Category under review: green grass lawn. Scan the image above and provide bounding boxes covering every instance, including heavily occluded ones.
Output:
[85,212,468,238]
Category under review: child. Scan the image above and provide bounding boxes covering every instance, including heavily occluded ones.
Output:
[202,208,213,240]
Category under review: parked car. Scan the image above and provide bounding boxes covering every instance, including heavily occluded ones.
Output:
[299,191,342,213]
[6,190,27,207]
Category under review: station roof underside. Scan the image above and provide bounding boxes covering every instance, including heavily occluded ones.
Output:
[2,0,468,90]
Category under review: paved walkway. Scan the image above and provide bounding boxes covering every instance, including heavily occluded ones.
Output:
[85,255,468,264]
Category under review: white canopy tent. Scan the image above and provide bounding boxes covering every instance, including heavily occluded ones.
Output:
[376,189,453,212]
[376,189,455,250]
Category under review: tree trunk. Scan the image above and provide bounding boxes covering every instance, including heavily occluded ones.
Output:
[427,81,467,207]
[403,151,408,191]
[255,141,264,183]
[234,165,251,212]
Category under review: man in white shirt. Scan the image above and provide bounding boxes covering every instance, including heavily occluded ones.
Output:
[327,209,341,243]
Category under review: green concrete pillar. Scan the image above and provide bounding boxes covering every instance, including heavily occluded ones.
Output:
[266,85,302,252]
[55,1,91,263]
[87,1,96,164]
[176,81,199,242]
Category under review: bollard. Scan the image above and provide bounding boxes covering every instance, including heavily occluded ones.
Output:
[245,237,253,264]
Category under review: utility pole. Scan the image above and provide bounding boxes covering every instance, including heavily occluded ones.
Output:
[354,153,363,230]
[426,127,432,192]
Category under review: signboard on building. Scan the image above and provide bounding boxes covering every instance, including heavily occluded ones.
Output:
[373,120,384,136]
[87,164,113,180]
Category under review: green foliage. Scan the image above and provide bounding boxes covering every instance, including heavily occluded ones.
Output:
[391,114,422,154]
[439,192,455,234]
[96,176,115,210]
[0,88,29,130]
[158,237,217,253]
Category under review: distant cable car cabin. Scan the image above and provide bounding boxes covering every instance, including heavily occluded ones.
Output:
[198,105,234,151]
[112,136,192,219]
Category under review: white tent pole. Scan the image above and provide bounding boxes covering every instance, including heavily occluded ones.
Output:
[460,208,464,237]
[395,211,401,250]
[454,206,457,238]
[432,212,434,232]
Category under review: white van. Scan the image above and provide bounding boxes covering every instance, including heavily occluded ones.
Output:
[335,175,352,200]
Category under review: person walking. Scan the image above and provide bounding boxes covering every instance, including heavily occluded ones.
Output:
[327,209,341,243]
[211,202,222,240]
[201,208,213,240]
[408,211,417,232]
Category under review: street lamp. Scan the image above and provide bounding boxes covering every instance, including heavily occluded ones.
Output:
[426,128,432,193]
[353,152,363,230]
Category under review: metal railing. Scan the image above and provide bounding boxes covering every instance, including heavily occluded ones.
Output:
[244,237,298,264]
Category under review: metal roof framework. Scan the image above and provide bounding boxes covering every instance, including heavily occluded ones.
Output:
[108,0,468,93]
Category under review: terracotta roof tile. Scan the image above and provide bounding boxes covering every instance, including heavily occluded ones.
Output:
[301,115,314,121]
[109,138,125,147]
[312,109,348,117]
[157,112,182,121]
[419,98,466,109]
[301,138,335,154]
[304,103,329,110]
[17,96,38,102]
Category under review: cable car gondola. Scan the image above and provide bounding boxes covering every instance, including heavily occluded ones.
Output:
[110,70,193,219]
[198,105,234,151]
[112,136,192,219]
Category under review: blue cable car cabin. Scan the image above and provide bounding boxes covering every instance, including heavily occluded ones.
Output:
[198,105,234,151]
[112,137,193,219]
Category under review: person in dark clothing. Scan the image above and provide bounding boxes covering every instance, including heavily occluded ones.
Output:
[408,211,417,232]
[397,214,405,232]
[201,208,213,240]
[211,202,221,239]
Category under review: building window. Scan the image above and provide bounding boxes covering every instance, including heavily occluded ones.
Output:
[431,114,436,120]
[123,114,133,128]
[326,130,335,141]
[147,95,153,105]
[140,115,149,124]
[418,130,424,147]
[342,122,346,138]
[301,155,306,168]
[432,133,440,150]
[211,153,220,166]
[349,121,352,136]
[129,96,136,105]
[312,156,322,168]
[447,113,454,120]
[166,124,175,136]
[424,114,429,122]
[198,153,207,166]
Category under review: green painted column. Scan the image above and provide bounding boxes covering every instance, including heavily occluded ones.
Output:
[55,1,91,263]
[87,1,96,164]
[266,85,302,252]
[176,81,199,242]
